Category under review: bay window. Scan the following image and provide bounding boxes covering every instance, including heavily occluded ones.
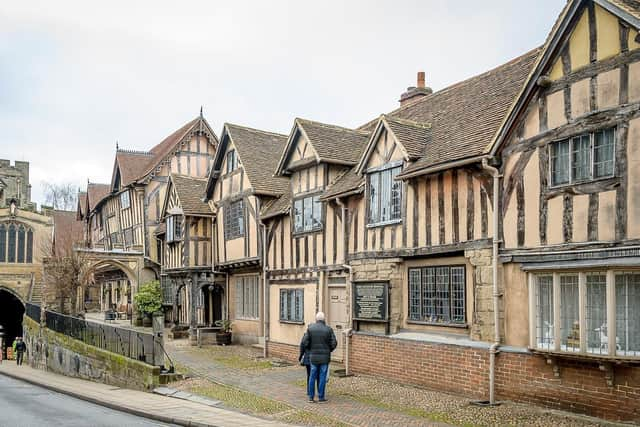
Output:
[531,270,640,357]
[368,164,402,225]
[550,127,615,186]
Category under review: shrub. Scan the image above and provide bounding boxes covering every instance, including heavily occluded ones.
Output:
[134,280,162,316]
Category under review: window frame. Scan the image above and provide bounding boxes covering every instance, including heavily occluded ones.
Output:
[235,275,260,320]
[548,127,616,188]
[120,190,131,210]
[529,270,640,359]
[292,193,323,234]
[226,149,238,174]
[407,265,467,327]
[166,215,183,243]
[279,288,304,323]
[224,199,245,240]
[366,162,403,227]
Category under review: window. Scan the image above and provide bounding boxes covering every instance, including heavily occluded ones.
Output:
[226,150,238,174]
[7,224,16,262]
[368,165,402,225]
[532,271,640,357]
[224,200,244,240]
[293,195,323,233]
[235,275,259,319]
[124,228,134,246]
[110,232,120,246]
[550,128,615,186]
[280,288,304,322]
[0,224,6,262]
[166,215,183,243]
[408,265,465,325]
[120,191,131,209]
[17,226,25,263]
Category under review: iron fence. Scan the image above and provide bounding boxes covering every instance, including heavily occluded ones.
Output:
[24,303,157,365]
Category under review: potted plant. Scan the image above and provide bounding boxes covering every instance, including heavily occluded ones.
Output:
[133,280,162,328]
[214,319,233,345]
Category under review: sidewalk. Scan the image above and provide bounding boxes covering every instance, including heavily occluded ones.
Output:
[0,361,287,427]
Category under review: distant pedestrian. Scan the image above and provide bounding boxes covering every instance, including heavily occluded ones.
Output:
[15,337,26,366]
[301,312,337,403]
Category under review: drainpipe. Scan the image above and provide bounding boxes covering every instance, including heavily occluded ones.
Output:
[259,220,269,359]
[481,158,502,406]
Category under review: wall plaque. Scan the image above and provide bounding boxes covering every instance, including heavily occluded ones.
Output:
[353,281,389,322]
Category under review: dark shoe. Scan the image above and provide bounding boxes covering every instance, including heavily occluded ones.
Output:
[308,398,315,403]
[318,398,328,403]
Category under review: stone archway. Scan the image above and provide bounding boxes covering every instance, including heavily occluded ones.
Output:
[0,286,26,358]
[80,259,139,315]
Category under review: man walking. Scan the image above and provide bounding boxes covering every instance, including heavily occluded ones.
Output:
[301,312,337,403]
[14,337,26,366]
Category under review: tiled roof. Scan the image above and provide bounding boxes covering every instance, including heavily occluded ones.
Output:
[392,47,541,178]
[225,123,290,196]
[115,150,154,186]
[170,175,211,216]
[606,0,640,25]
[381,115,432,159]
[295,118,370,165]
[52,210,84,257]
[87,183,111,212]
[320,168,364,201]
[261,192,291,219]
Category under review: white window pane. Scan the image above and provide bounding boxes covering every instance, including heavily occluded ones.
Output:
[303,197,313,231]
[560,275,580,352]
[571,135,591,181]
[312,196,322,229]
[586,273,607,354]
[616,273,640,356]
[594,128,615,178]
[391,167,402,220]
[294,200,303,232]
[536,275,554,350]
[369,173,379,223]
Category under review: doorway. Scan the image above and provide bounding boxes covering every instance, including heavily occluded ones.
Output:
[0,289,25,359]
[328,286,348,361]
[203,285,223,327]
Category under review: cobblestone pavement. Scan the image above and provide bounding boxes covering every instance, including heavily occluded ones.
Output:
[164,340,617,427]
[166,340,448,427]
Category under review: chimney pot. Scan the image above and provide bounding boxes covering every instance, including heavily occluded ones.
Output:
[417,71,425,88]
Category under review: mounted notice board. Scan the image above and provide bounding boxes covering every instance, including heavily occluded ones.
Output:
[352,281,389,322]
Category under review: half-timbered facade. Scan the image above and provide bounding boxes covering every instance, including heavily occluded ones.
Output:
[263,118,369,360]
[204,123,289,344]
[78,115,218,318]
[494,0,640,382]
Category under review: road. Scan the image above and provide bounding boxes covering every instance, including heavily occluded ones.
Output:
[0,374,177,427]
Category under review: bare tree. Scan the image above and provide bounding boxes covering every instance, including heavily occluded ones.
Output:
[43,182,79,211]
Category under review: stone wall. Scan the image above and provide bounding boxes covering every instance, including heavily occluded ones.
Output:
[464,248,502,342]
[22,316,160,391]
[348,332,640,422]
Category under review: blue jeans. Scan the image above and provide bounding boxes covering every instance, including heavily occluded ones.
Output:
[308,363,329,400]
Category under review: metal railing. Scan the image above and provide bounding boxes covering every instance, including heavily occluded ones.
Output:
[25,303,157,366]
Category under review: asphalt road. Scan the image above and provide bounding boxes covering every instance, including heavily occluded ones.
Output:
[0,374,177,427]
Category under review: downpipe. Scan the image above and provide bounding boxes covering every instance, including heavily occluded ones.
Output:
[481,158,502,406]
[337,197,355,376]
[260,220,269,359]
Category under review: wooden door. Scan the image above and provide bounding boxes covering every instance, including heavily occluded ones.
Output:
[328,286,348,362]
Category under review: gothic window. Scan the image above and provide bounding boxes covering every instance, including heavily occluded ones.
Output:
[7,223,16,262]
[26,229,33,263]
[0,224,6,262]
[0,222,33,263]
[17,225,25,263]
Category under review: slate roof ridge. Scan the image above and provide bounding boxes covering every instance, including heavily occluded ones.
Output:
[225,122,288,138]
[296,117,369,135]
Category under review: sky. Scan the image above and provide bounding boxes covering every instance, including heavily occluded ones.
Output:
[1,0,564,207]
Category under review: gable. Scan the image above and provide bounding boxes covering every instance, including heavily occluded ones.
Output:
[357,119,409,174]
[161,179,181,219]
[289,130,318,165]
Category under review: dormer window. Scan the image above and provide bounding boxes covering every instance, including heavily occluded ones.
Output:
[120,190,131,210]
[367,163,402,226]
[293,195,322,233]
[226,150,238,174]
[166,215,183,243]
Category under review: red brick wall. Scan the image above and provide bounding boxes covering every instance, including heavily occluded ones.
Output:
[267,340,299,362]
[349,333,640,422]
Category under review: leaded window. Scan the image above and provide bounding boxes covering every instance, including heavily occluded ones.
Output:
[226,150,238,174]
[532,271,640,358]
[0,222,33,264]
[7,224,16,263]
[235,275,259,319]
[293,195,323,233]
[550,127,615,186]
[17,226,25,263]
[120,190,131,209]
[0,224,6,262]
[408,265,465,324]
[166,215,183,243]
[224,200,244,240]
[280,288,304,322]
[368,165,402,225]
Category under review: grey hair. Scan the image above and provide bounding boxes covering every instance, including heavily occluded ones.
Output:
[316,311,325,321]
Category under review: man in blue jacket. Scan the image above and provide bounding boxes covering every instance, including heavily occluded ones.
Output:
[301,312,337,403]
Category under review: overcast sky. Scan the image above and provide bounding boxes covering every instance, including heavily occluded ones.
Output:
[1,0,563,207]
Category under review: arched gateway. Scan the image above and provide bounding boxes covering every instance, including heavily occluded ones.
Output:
[0,286,25,358]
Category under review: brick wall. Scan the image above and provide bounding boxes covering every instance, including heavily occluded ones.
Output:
[267,340,299,362]
[349,333,640,422]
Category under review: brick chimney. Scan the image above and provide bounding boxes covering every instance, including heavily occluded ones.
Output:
[399,71,433,106]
